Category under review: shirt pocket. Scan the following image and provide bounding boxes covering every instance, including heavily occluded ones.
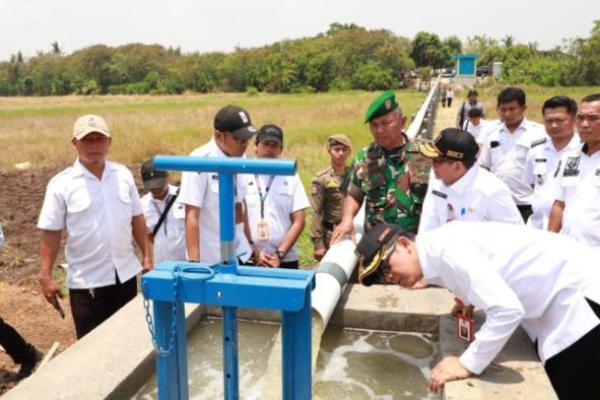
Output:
[206,178,220,206]
[173,202,186,220]
[65,184,93,234]
[533,162,547,177]
[273,184,293,211]
[66,184,92,213]
[113,178,134,223]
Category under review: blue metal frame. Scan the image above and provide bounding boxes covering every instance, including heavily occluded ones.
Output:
[142,155,315,400]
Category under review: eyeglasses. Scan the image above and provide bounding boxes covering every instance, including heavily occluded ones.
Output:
[576,114,600,124]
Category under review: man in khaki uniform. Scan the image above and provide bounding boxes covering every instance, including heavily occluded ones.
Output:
[310,134,352,260]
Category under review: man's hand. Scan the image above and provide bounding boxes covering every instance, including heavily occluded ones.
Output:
[330,219,356,245]
[313,247,326,262]
[142,256,154,274]
[451,303,475,319]
[263,253,281,268]
[40,276,63,306]
[429,356,472,393]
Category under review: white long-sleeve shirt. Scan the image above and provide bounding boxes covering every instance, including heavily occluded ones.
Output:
[479,119,547,205]
[523,133,581,229]
[554,144,600,247]
[418,166,522,234]
[417,221,600,374]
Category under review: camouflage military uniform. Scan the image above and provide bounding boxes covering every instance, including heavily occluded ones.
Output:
[310,166,349,251]
[347,141,420,232]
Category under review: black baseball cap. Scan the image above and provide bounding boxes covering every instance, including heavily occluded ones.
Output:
[141,160,168,190]
[356,224,405,286]
[214,105,257,140]
[257,124,283,146]
[418,128,479,162]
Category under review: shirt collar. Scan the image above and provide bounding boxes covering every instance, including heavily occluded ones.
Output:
[547,132,581,153]
[71,158,116,180]
[499,118,527,134]
[445,165,477,195]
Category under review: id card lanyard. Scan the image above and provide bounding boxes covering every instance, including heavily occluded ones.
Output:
[255,175,275,243]
[254,174,276,220]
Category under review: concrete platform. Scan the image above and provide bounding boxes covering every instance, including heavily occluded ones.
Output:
[3,285,558,399]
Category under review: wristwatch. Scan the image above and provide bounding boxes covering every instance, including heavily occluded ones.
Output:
[275,249,286,259]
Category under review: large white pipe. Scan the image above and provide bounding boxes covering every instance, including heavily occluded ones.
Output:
[311,206,364,329]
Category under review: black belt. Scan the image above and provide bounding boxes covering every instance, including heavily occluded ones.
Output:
[322,221,338,230]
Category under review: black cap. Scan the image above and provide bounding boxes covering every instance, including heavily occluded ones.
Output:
[356,224,404,286]
[214,105,257,140]
[257,124,283,146]
[467,107,483,118]
[141,160,168,190]
[418,128,479,163]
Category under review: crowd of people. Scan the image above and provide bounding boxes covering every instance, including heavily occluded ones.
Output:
[0,86,598,398]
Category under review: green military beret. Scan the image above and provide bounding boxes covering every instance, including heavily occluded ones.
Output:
[364,91,401,123]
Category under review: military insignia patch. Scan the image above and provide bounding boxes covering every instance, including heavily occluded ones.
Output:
[385,99,391,110]
[311,183,321,196]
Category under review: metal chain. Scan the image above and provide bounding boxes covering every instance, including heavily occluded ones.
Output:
[143,268,180,357]
[142,264,218,357]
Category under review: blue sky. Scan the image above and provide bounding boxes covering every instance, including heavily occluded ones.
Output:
[0,0,595,60]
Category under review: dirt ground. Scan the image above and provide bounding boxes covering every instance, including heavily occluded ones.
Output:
[0,163,76,395]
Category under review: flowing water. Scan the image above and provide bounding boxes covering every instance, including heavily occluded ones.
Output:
[133,317,439,400]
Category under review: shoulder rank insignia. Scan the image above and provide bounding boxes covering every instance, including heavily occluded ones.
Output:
[432,190,447,199]
[531,138,547,148]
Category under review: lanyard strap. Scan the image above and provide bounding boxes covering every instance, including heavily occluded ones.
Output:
[254,175,275,219]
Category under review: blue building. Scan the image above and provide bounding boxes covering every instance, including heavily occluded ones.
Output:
[453,54,479,85]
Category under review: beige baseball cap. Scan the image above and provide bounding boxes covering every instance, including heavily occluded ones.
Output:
[72,115,111,140]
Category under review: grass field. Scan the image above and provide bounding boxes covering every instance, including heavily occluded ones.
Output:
[0,90,424,267]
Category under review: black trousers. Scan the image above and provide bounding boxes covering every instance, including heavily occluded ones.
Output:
[0,316,35,364]
[69,274,137,339]
[544,300,600,399]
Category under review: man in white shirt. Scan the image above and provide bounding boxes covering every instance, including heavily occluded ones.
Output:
[38,115,151,339]
[479,87,547,222]
[244,124,310,269]
[456,89,485,129]
[549,93,600,247]
[462,107,488,145]
[140,160,186,265]
[418,128,522,234]
[524,96,580,230]
[179,105,255,264]
[356,222,600,398]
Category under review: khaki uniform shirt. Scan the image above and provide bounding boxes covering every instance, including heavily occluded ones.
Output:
[310,166,348,250]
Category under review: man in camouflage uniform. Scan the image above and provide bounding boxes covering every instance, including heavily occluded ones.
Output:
[331,91,422,244]
[310,134,352,260]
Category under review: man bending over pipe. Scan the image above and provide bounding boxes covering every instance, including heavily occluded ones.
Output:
[355,221,600,399]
